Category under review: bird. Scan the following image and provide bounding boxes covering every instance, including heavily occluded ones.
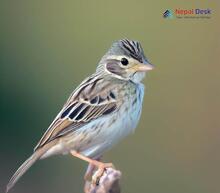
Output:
[6,39,154,192]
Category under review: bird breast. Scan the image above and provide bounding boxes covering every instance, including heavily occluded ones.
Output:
[116,82,145,138]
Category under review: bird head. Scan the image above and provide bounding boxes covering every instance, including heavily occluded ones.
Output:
[97,39,154,83]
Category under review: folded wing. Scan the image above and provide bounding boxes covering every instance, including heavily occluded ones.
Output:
[34,75,118,151]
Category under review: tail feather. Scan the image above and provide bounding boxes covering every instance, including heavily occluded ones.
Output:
[6,140,57,193]
[6,153,39,193]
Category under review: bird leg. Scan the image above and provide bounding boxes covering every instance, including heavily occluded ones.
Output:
[84,156,103,181]
[70,151,114,185]
[84,162,96,181]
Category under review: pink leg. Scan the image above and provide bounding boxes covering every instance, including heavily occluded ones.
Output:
[70,151,114,184]
[84,156,102,181]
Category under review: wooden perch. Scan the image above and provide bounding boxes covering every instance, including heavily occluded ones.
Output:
[84,168,121,193]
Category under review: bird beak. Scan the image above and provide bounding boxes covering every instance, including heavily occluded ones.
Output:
[132,62,154,72]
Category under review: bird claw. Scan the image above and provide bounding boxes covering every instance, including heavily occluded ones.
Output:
[91,163,115,185]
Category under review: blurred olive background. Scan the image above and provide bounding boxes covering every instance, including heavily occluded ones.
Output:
[1,1,220,193]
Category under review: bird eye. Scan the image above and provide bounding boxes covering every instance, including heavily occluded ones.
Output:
[121,58,129,66]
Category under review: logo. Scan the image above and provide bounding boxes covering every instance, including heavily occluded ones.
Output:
[163,8,212,19]
[163,10,173,18]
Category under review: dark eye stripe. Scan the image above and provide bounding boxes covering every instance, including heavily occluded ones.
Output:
[69,104,85,119]
[61,103,77,118]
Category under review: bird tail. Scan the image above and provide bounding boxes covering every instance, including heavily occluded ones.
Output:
[6,141,57,193]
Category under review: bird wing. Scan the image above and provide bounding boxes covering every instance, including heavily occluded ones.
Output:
[34,75,118,151]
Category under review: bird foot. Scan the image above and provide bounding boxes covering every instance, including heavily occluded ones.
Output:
[91,163,115,185]
[70,151,115,185]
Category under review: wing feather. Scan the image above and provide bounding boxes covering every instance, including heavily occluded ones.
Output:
[34,75,118,151]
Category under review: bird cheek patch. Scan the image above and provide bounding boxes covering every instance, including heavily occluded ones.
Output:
[106,62,126,77]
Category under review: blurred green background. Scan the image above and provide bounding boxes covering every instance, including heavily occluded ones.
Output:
[1,1,220,193]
